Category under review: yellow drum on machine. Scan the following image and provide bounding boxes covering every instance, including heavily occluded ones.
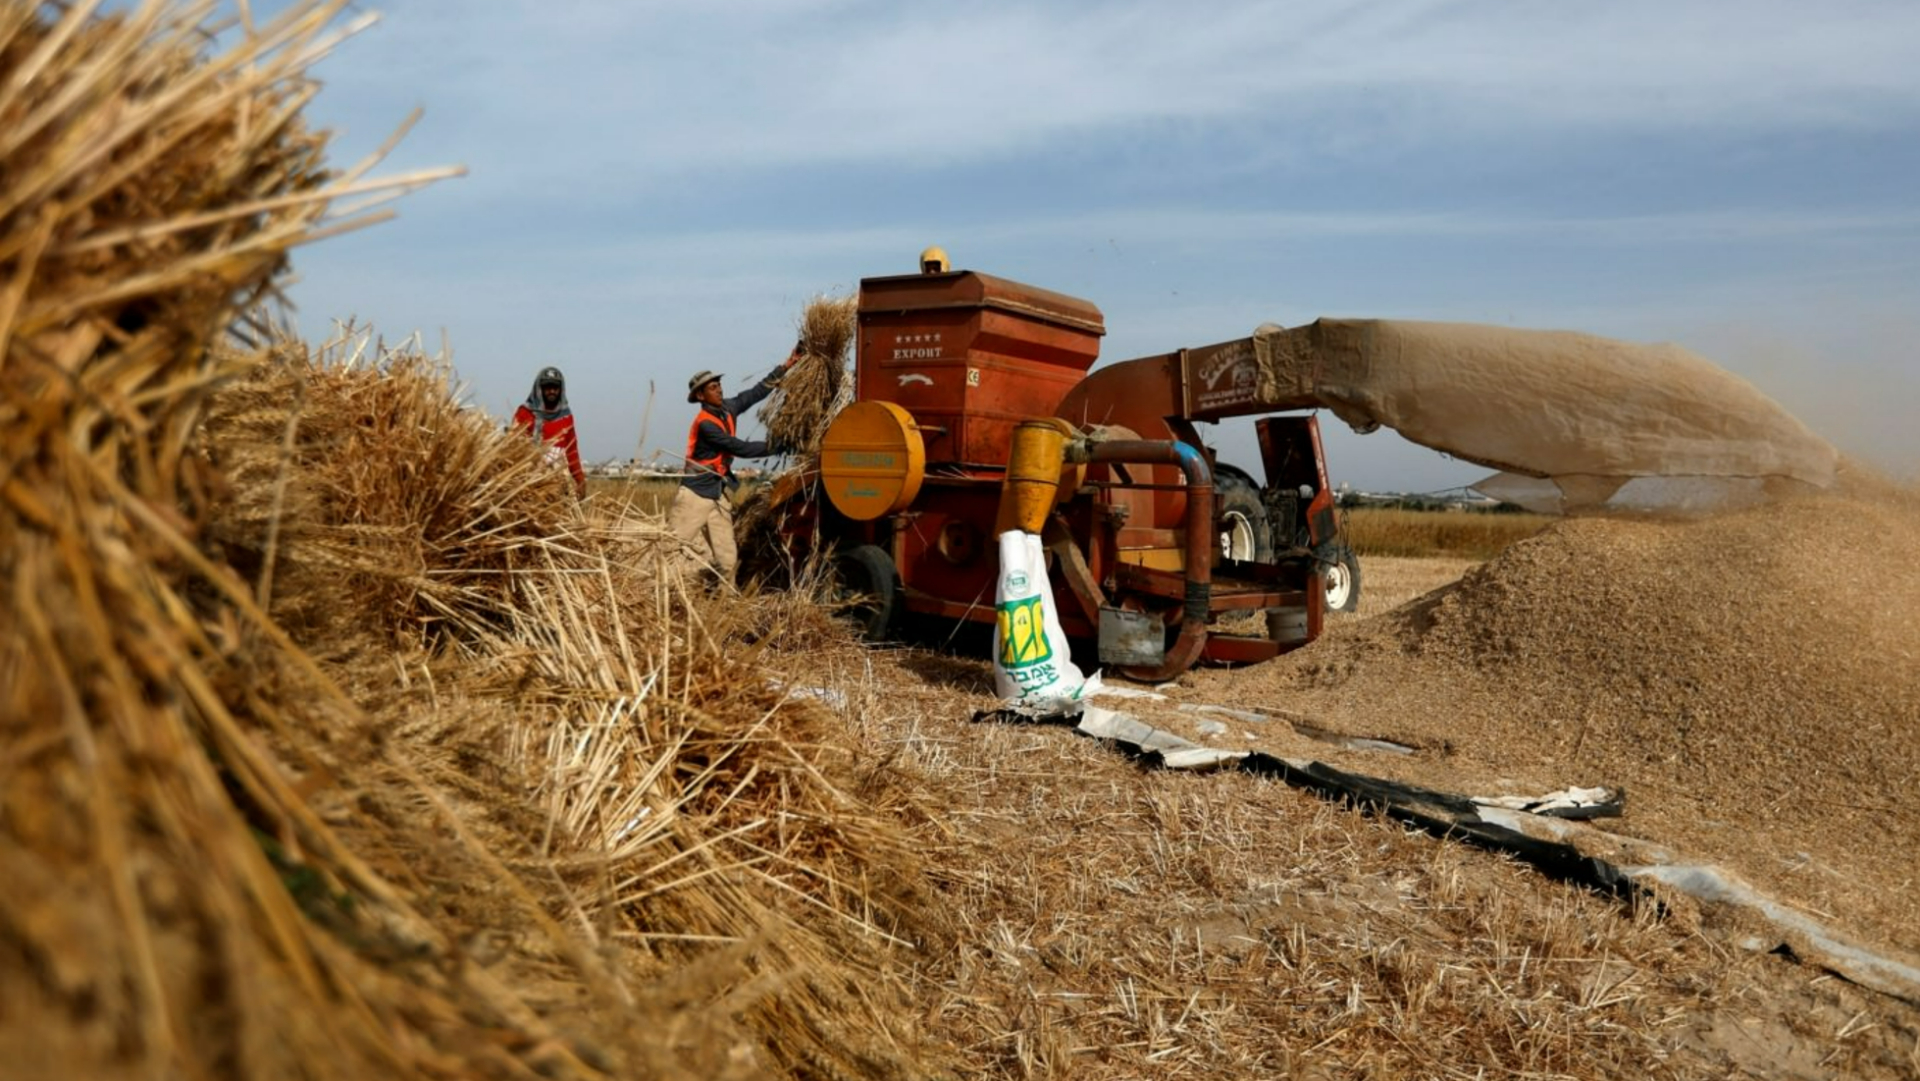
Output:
[819,401,927,521]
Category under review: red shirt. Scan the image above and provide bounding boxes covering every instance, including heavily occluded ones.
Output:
[511,406,584,489]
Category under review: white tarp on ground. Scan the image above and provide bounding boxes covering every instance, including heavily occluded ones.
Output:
[1475,807,1920,1003]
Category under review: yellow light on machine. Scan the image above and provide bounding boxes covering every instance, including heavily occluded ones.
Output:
[819,401,927,521]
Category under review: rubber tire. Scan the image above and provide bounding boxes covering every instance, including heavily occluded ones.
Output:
[1323,545,1362,613]
[832,544,899,642]
[1216,472,1273,564]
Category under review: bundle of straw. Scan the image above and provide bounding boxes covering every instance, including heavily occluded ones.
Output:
[759,293,857,456]
[199,326,579,655]
[4,6,956,1079]
[0,5,637,1078]
[485,551,951,1080]
[733,295,857,582]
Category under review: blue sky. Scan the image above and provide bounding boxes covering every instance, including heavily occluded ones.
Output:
[269,0,1919,491]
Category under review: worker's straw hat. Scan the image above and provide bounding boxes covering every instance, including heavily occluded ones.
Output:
[686,370,721,403]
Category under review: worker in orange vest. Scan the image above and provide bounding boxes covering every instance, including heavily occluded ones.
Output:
[511,365,586,498]
[670,343,800,582]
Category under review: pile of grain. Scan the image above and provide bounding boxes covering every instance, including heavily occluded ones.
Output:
[1238,466,1920,955]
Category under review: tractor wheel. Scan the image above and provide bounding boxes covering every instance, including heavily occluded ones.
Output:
[1216,473,1273,564]
[1323,545,1362,613]
[832,544,899,642]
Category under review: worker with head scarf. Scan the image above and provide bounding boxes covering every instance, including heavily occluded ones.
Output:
[672,342,801,584]
[511,365,586,498]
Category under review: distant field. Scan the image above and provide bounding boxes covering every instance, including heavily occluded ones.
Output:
[1341,505,1552,559]
[586,475,681,516]
[592,476,1553,560]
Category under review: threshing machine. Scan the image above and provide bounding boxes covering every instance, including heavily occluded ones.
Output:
[769,257,1360,681]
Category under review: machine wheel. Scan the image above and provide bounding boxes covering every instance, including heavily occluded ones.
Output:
[1323,545,1362,613]
[832,544,899,642]
[1216,472,1273,564]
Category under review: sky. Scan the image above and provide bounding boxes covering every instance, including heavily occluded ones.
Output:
[253,0,1918,492]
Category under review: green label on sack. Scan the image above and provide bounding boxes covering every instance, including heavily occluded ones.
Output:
[997,594,1054,669]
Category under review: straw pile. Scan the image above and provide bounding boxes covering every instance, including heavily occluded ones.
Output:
[0,4,659,1076]
[2,4,947,1078]
[758,293,856,456]
[197,328,579,657]
[0,3,492,1075]
[191,333,950,1079]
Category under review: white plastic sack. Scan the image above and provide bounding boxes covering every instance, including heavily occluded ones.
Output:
[992,530,1091,709]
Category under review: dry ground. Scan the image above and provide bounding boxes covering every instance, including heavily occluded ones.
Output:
[744,490,1920,1079]
[22,5,1910,1077]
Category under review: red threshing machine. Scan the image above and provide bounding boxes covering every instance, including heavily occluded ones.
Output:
[769,258,1359,682]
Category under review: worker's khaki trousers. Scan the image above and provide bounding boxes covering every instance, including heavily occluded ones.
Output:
[668,486,738,580]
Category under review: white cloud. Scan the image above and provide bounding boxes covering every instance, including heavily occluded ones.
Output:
[304,0,1920,184]
[269,0,1920,488]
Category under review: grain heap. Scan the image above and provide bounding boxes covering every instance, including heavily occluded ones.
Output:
[1247,466,1920,957]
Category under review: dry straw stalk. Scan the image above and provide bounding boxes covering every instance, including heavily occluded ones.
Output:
[760,292,856,456]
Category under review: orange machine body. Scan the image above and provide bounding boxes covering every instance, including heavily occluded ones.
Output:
[782,265,1338,680]
[856,270,1104,469]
